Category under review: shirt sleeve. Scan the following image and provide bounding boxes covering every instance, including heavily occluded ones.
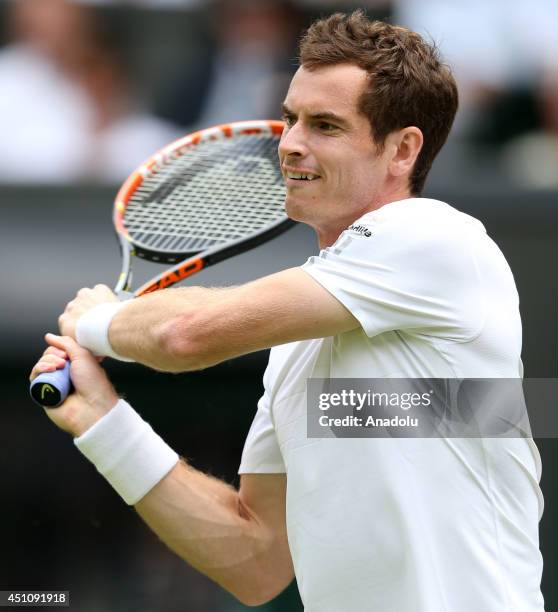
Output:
[302,214,485,341]
[238,366,286,474]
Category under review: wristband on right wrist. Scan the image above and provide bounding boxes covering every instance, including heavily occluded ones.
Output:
[73,399,179,505]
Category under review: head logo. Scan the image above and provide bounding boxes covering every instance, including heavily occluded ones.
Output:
[348,224,372,238]
[41,384,55,400]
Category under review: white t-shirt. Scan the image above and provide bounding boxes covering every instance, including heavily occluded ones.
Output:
[239,198,544,612]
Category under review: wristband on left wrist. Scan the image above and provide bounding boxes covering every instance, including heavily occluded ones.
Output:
[76,302,135,362]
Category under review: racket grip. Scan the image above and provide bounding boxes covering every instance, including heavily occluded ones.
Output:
[29,360,72,408]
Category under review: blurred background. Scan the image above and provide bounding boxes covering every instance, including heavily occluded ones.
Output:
[1,0,557,610]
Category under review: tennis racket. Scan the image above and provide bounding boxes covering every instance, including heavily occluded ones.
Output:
[30,119,293,408]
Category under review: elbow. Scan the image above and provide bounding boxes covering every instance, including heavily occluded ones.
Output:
[212,542,294,607]
[156,311,220,372]
[230,583,285,608]
[237,595,274,608]
[231,591,268,608]
[225,560,294,607]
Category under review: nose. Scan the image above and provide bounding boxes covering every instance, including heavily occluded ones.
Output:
[278,121,308,159]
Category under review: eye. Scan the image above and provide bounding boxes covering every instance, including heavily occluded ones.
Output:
[317,121,337,132]
[282,113,296,127]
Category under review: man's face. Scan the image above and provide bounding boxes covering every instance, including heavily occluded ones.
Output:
[279,64,389,237]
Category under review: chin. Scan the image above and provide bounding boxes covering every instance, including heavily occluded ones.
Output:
[284,198,309,223]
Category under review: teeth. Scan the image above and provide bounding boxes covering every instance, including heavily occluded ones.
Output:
[286,171,319,180]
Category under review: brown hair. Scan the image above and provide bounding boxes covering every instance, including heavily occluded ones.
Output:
[299,10,458,195]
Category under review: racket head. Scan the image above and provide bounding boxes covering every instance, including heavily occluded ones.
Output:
[113,120,288,268]
[31,121,292,408]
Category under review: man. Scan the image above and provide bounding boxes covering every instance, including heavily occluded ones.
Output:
[30,11,544,611]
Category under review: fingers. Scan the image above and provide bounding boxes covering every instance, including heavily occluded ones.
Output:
[75,285,116,302]
[30,352,66,381]
[44,346,67,360]
[59,285,117,338]
[45,333,90,361]
[29,344,68,381]
[94,284,116,298]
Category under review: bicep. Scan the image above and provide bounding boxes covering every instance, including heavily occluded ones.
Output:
[239,473,288,531]
[239,473,294,593]
[191,268,359,364]
[246,267,360,340]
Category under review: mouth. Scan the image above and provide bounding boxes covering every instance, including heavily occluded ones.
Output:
[284,169,321,182]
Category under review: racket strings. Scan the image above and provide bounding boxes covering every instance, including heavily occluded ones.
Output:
[123,135,286,254]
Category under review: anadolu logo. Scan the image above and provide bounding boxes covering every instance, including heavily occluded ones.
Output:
[347,224,372,238]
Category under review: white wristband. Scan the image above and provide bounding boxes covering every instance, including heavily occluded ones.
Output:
[76,302,134,362]
[74,399,179,505]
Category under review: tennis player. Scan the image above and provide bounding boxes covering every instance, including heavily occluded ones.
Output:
[30,11,544,611]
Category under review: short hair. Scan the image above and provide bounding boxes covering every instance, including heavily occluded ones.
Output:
[299,10,458,195]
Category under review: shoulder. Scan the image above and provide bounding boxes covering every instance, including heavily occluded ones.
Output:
[353,198,485,242]
[320,198,485,272]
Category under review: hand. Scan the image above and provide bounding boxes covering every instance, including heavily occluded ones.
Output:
[58,284,119,340]
[29,334,119,437]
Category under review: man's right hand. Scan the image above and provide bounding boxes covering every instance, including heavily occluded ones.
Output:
[29,334,119,437]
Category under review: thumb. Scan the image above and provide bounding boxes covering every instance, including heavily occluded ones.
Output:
[45,333,93,362]
[42,334,118,437]
[44,333,116,401]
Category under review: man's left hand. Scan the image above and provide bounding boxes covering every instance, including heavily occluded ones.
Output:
[58,284,119,339]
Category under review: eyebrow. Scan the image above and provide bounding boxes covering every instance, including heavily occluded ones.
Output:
[281,103,350,128]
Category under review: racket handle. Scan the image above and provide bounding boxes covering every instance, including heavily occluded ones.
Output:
[30,360,72,408]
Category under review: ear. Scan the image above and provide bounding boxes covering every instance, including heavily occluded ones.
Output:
[387,127,423,178]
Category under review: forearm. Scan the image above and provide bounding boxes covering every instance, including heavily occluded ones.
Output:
[108,287,227,371]
[106,267,358,372]
[108,283,279,371]
[135,462,290,606]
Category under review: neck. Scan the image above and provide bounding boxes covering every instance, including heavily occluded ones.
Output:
[315,187,414,249]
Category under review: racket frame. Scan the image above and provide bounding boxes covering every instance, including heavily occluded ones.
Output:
[31,119,293,408]
[111,119,292,296]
